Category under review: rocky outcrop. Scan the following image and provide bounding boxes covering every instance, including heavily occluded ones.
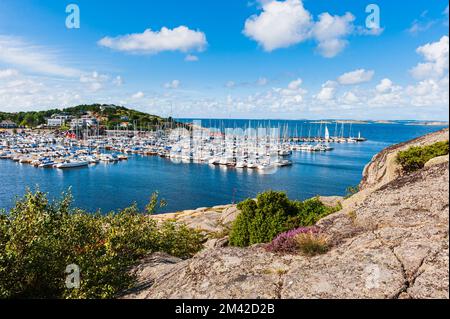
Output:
[123,129,449,299]
[151,197,342,240]
[360,128,448,191]
[151,204,240,238]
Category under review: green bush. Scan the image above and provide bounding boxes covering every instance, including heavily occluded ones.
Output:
[0,190,203,299]
[229,191,340,247]
[396,141,449,173]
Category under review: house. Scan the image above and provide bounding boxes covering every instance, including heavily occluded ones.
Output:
[47,118,65,127]
[70,116,98,129]
[47,114,73,127]
[0,120,17,129]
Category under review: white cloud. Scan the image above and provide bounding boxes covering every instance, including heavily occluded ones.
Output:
[0,35,82,77]
[287,78,302,90]
[341,91,360,104]
[410,36,449,80]
[375,78,397,94]
[132,91,145,99]
[0,74,83,112]
[98,26,207,54]
[185,54,199,62]
[275,78,307,105]
[338,69,374,85]
[312,12,355,58]
[315,80,337,101]
[243,0,378,57]
[243,0,312,52]
[80,71,110,92]
[164,79,181,89]
[355,26,384,36]
[406,77,449,107]
[408,20,436,35]
[0,68,19,79]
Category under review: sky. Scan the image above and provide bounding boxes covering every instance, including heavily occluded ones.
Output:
[0,0,448,120]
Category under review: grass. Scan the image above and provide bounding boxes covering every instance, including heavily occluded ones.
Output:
[296,233,329,256]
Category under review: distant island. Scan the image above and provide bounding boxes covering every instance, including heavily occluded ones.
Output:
[373,120,397,124]
[307,120,369,125]
[406,121,449,126]
[335,120,370,124]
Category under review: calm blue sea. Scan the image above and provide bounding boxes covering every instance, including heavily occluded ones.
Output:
[0,121,447,214]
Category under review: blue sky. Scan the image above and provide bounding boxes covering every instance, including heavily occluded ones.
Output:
[0,0,448,120]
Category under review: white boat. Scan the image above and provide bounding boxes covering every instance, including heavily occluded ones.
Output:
[235,160,247,168]
[275,159,292,167]
[278,149,291,156]
[257,162,276,171]
[39,161,55,168]
[56,160,88,169]
[85,156,100,164]
[219,156,234,166]
[208,157,220,165]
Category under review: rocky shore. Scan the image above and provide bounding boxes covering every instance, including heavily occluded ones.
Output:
[124,128,449,299]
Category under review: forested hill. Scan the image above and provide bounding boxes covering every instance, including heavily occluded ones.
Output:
[0,104,173,129]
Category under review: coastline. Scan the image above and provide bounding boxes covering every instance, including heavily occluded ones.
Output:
[124,128,449,299]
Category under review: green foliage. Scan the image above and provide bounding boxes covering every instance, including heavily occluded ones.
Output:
[0,189,203,299]
[229,191,340,247]
[396,141,449,173]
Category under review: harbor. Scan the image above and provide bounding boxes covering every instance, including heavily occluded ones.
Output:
[0,121,367,172]
[1,120,446,213]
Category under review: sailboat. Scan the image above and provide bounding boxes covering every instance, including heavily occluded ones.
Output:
[324,126,330,141]
[355,131,367,142]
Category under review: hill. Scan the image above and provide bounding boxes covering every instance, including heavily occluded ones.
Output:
[0,104,173,130]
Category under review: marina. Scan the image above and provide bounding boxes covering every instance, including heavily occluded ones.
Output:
[0,121,366,172]
[0,120,446,213]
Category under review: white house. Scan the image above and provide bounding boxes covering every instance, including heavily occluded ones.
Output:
[47,114,72,127]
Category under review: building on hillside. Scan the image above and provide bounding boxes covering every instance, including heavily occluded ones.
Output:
[47,114,73,127]
[0,120,17,129]
[70,116,98,130]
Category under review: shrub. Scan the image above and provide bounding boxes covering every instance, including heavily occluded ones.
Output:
[0,189,204,299]
[229,191,340,247]
[295,232,329,256]
[266,226,319,254]
[396,140,449,173]
[289,197,341,228]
